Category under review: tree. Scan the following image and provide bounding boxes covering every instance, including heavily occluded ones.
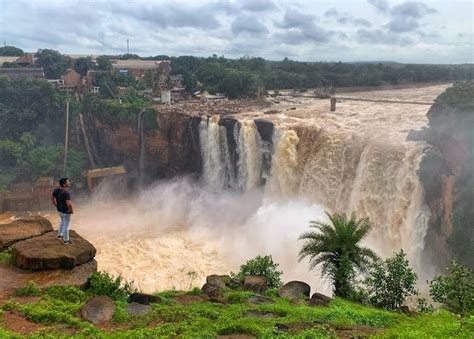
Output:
[365,250,418,310]
[0,46,24,56]
[96,55,112,71]
[430,261,474,319]
[73,57,94,76]
[35,49,71,79]
[230,255,283,289]
[298,212,379,298]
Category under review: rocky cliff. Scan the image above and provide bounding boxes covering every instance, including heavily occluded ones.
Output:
[419,82,474,269]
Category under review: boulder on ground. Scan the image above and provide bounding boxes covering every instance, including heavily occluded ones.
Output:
[0,216,53,250]
[126,302,152,316]
[278,281,310,300]
[128,292,161,305]
[309,292,332,307]
[206,275,230,289]
[202,283,225,301]
[13,231,96,270]
[243,275,267,293]
[80,296,116,324]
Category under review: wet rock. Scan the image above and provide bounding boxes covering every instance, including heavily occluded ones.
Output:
[206,275,230,289]
[13,231,96,270]
[247,295,274,305]
[0,217,53,250]
[126,302,152,316]
[254,119,274,143]
[80,296,116,324]
[243,275,267,293]
[278,281,311,301]
[128,292,161,305]
[309,292,332,307]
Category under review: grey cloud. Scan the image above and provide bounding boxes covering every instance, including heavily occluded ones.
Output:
[240,0,277,12]
[367,0,390,13]
[357,29,413,45]
[325,8,372,27]
[274,9,332,44]
[277,9,317,29]
[387,2,437,33]
[231,15,269,35]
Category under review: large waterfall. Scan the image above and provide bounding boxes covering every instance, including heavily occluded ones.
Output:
[199,116,430,266]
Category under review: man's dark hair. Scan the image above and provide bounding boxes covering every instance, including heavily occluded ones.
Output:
[59,178,69,187]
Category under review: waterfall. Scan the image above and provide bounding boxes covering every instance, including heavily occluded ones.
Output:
[235,120,263,191]
[267,128,300,196]
[137,110,146,171]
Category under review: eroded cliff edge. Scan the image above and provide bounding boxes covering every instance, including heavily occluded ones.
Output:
[419,82,474,269]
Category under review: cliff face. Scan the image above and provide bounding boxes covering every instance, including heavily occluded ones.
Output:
[420,82,474,269]
[93,111,202,179]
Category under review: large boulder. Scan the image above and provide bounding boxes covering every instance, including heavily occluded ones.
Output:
[278,281,311,301]
[309,292,332,307]
[247,295,274,305]
[126,302,152,316]
[206,275,230,289]
[12,231,96,270]
[0,217,53,250]
[80,296,116,324]
[243,275,267,293]
[128,292,161,305]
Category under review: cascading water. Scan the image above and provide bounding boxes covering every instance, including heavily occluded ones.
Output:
[198,115,431,268]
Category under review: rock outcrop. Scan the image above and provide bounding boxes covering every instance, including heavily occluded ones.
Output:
[128,292,161,305]
[206,275,231,289]
[419,82,474,268]
[13,231,96,270]
[0,259,97,292]
[0,216,53,250]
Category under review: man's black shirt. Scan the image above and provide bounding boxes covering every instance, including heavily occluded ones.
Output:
[52,188,71,213]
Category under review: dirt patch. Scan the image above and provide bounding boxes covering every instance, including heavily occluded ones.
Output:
[2,311,47,335]
[12,296,41,304]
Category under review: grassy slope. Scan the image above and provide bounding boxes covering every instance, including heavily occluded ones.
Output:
[0,287,472,338]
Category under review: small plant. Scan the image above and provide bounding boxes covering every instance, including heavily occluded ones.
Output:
[44,286,88,303]
[0,247,13,265]
[15,281,41,297]
[430,261,474,319]
[87,271,136,301]
[365,250,418,310]
[230,255,283,289]
[416,297,434,314]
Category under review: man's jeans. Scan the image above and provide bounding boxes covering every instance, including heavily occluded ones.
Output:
[58,212,71,242]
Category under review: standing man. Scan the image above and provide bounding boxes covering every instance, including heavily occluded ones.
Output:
[51,178,74,245]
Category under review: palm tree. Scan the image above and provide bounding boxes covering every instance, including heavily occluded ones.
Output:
[299,212,379,298]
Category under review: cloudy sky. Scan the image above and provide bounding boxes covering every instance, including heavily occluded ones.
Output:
[0,0,472,63]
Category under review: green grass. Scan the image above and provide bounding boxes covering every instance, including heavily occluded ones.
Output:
[0,287,471,338]
[0,247,14,265]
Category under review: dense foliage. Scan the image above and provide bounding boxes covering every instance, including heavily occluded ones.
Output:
[0,46,24,56]
[231,255,283,289]
[0,77,87,190]
[35,49,72,79]
[299,213,379,298]
[87,271,136,301]
[170,55,473,96]
[364,250,418,310]
[430,261,474,318]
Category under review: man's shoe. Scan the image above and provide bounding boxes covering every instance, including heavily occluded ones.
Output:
[56,235,63,240]
[63,240,73,245]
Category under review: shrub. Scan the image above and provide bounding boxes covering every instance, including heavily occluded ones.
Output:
[365,250,418,310]
[0,247,14,264]
[15,281,41,297]
[87,271,136,301]
[230,255,283,289]
[430,261,474,318]
[44,286,88,303]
